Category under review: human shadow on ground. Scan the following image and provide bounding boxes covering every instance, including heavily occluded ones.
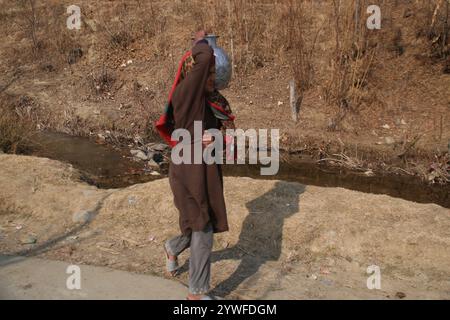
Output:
[177,181,305,298]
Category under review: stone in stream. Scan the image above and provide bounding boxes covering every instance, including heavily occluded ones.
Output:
[130,149,140,156]
[150,143,169,152]
[147,159,159,168]
[146,151,155,160]
[130,149,148,161]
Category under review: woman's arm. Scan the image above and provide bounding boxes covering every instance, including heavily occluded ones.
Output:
[171,36,215,134]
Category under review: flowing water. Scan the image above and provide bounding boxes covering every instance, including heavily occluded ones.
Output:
[26,131,450,208]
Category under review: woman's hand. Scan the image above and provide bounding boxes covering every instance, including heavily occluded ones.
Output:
[202,131,214,147]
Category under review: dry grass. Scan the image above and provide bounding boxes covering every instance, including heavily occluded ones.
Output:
[286,0,318,111]
[317,152,367,172]
[89,66,116,95]
[15,0,42,54]
[0,98,35,153]
[423,0,449,58]
[323,0,379,131]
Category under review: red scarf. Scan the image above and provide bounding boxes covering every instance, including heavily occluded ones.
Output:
[155,51,235,147]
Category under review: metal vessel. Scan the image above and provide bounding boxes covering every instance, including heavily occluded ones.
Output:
[205,34,232,90]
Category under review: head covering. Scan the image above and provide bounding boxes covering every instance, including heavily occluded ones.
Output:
[156,45,235,147]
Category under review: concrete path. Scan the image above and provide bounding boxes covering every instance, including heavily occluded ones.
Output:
[0,255,187,300]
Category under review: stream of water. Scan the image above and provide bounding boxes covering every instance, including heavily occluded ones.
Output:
[26,131,450,208]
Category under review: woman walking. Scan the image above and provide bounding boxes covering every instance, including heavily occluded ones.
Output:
[160,30,233,300]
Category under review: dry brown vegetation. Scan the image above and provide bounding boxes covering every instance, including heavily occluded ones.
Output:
[0,0,448,183]
[0,95,35,153]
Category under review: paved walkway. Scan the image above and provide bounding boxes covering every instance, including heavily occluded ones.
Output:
[0,255,187,299]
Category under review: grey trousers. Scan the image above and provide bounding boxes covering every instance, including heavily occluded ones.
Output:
[165,222,213,295]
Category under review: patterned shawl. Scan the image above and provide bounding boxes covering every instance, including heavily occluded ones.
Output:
[156,50,235,147]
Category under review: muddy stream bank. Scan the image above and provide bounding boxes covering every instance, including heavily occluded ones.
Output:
[26,131,449,208]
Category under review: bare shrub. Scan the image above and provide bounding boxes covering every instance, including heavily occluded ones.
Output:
[100,2,165,50]
[428,0,450,59]
[0,96,35,153]
[15,0,42,55]
[413,0,450,67]
[131,80,160,140]
[286,0,318,112]
[324,0,378,131]
[109,30,133,49]
[89,67,116,95]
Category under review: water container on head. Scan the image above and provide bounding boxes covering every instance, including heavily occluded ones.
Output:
[204,34,232,90]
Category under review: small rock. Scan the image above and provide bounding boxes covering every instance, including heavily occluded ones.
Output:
[151,143,169,152]
[82,190,95,197]
[382,124,390,129]
[395,292,406,299]
[130,149,148,161]
[135,152,148,161]
[364,169,374,176]
[400,119,407,125]
[145,151,155,160]
[150,171,160,176]
[16,225,23,230]
[384,137,395,145]
[310,274,318,280]
[147,159,159,168]
[72,211,92,224]
[128,196,137,205]
[277,101,283,106]
[21,236,37,245]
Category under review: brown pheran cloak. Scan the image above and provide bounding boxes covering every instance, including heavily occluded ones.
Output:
[169,41,229,236]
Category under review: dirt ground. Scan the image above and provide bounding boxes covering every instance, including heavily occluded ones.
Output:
[1,154,449,299]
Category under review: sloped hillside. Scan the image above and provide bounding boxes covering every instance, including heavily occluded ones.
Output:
[0,0,449,182]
